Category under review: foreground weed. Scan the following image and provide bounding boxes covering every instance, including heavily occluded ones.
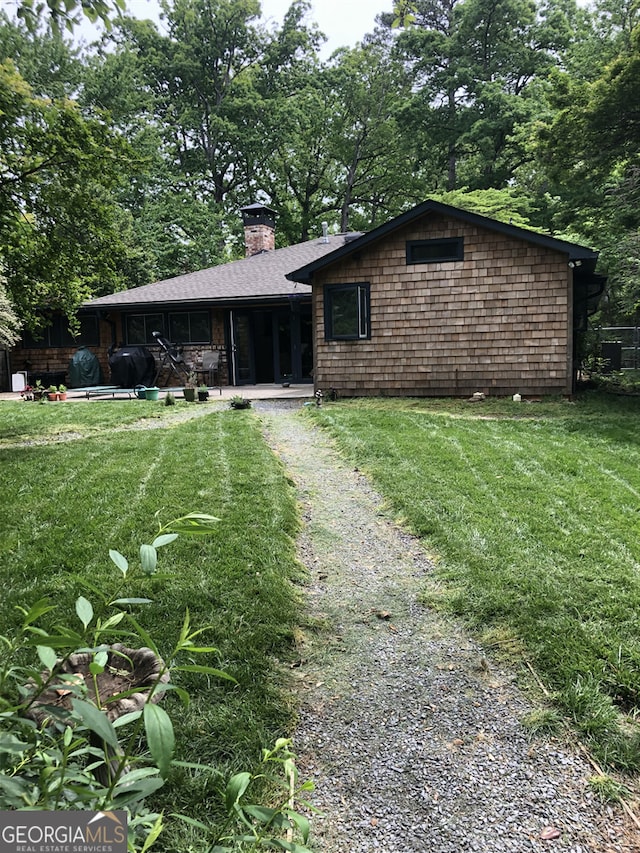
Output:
[520,708,564,739]
[175,739,315,852]
[588,774,632,804]
[0,514,313,852]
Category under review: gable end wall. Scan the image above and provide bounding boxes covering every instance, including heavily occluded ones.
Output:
[312,214,573,398]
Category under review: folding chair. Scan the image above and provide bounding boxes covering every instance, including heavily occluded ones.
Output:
[152,331,191,385]
[195,350,222,394]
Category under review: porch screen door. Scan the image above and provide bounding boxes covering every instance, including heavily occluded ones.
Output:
[230,310,253,385]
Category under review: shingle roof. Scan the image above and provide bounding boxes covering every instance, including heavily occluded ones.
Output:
[84,234,351,311]
[287,200,600,284]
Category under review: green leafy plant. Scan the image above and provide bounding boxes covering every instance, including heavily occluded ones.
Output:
[0,513,313,852]
[175,738,315,852]
[230,396,251,410]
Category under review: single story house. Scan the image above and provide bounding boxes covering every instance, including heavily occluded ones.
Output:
[10,205,325,389]
[8,200,605,396]
[287,200,605,397]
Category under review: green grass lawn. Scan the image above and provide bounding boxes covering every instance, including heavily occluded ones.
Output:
[309,392,640,772]
[0,401,303,847]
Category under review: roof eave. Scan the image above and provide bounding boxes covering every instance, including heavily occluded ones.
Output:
[81,292,311,312]
[286,199,599,283]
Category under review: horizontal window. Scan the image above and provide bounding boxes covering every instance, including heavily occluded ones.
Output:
[169,312,211,344]
[22,315,100,349]
[125,314,165,345]
[324,283,370,341]
[406,237,464,264]
[125,312,210,345]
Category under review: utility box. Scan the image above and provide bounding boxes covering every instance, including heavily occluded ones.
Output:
[601,341,622,373]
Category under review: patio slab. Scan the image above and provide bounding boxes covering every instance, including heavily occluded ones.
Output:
[0,384,314,403]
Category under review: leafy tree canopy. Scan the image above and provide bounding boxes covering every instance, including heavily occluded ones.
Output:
[431,187,536,228]
[15,0,124,35]
[0,272,21,348]
[0,57,151,334]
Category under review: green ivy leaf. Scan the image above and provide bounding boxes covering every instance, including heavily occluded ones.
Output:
[175,664,237,682]
[140,813,164,853]
[18,598,56,628]
[242,805,278,824]
[0,733,30,753]
[225,772,251,812]
[125,616,159,656]
[286,810,311,843]
[163,513,220,535]
[99,611,126,630]
[151,533,178,549]
[112,710,142,728]
[111,776,165,808]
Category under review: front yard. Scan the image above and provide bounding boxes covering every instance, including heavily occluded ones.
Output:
[0,401,304,849]
[308,392,640,773]
[2,390,640,849]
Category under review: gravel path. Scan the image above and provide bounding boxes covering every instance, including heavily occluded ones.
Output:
[258,404,639,853]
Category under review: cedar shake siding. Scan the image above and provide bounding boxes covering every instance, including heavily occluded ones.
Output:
[7,200,601,394]
[309,214,574,398]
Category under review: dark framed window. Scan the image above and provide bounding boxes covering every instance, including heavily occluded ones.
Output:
[125,314,165,345]
[21,315,100,349]
[168,312,210,344]
[406,237,464,264]
[125,312,210,345]
[324,283,370,341]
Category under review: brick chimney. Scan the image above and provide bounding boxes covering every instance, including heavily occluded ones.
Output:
[240,203,276,257]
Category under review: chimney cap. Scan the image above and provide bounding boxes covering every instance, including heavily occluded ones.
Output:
[240,202,276,225]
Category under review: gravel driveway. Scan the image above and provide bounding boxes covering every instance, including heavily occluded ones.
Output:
[258,403,639,853]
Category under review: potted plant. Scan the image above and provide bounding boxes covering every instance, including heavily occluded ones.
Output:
[230,395,251,410]
[47,384,58,401]
[197,384,209,402]
[32,380,45,402]
[183,372,197,402]
[20,384,34,401]
[58,384,67,401]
